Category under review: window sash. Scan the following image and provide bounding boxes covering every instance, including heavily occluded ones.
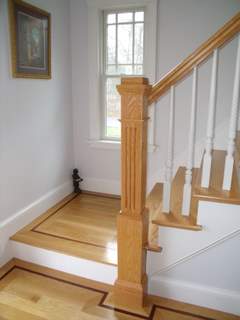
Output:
[102,8,145,140]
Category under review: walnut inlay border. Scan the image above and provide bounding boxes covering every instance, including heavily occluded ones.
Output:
[0,265,223,320]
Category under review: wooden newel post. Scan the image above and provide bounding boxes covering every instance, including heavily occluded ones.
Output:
[114,77,151,309]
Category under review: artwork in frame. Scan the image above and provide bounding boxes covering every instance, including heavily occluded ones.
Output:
[9,0,51,79]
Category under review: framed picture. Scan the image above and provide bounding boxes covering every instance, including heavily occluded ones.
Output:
[9,0,51,79]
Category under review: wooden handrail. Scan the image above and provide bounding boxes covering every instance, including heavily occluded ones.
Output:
[148,12,240,105]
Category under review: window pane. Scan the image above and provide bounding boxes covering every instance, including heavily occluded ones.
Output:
[135,11,144,22]
[134,23,144,64]
[107,13,116,24]
[134,65,143,75]
[118,24,133,64]
[106,78,121,138]
[107,25,116,64]
[118,12,133,23]
[106,65,117,74]
[108,65,133,75]
[117,65,133,75]
[103,9,145,140]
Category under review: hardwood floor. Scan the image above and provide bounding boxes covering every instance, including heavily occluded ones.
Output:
[11,193,120,265]
[34,194,118,250]
[0,259,238,320]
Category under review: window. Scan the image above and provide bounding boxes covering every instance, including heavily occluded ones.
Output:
[103,9,145,139]
[87,0,157,151]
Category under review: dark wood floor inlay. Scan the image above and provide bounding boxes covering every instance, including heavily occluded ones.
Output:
[31,193,118,251]
[0,266,222,320]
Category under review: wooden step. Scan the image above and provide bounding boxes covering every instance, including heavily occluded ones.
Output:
[147,168,202,231]
[12,191,157,266]
[144,243,162,252]
[193,149,240,205]
[11,193,119,266]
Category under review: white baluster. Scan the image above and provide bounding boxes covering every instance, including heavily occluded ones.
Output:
[163,86,175,213]
[182,67,198,216]
[223,35,240,191]
[201,49,219,188]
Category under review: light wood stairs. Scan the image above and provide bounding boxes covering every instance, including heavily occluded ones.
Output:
[147,133,240,247]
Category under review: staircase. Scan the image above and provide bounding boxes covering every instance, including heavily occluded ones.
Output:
[114,11,240,312]
[1,10,240,318]
[147,145,240,246]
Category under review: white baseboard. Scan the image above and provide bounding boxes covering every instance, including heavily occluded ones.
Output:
[0,181,72,256]
[149,276,240,316]
[82,177,120,195]
[82,175,155,195]
[11,241,117,284]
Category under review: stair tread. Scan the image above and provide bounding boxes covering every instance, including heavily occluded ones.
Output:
[152,212,202,231]
[145,243,163,252]
[147,167,202,231]
[194,149,240,204]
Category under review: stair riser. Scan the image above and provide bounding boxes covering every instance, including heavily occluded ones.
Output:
[10,240,117,285]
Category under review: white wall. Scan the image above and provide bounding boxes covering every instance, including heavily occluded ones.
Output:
[147,201,240,310]
[149,230,240,315]
[71,0,240,194]
[0,0,74,247]
[157,233,240,293]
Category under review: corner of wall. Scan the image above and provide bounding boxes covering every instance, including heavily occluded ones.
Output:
[0,180,72,261]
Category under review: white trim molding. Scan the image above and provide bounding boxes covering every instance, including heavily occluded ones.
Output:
[82,176,120,195]
[0,181,72,257]
[88,139,158,152]
[149,276,240,316]
[86,0,158,149]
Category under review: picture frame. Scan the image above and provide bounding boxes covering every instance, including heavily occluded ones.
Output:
[8,0,51,79]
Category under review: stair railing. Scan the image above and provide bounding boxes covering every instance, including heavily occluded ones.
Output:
[114,12,240,309]
[149,11,240,214]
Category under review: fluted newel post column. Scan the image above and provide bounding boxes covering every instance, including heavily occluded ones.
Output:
[114,77,151,309]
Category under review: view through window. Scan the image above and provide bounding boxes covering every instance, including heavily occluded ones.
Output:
[103,9,145,139]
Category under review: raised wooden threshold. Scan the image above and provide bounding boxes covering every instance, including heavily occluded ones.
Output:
[11,193,120,266]
[194,150,240,205]
[0,259,238,320]
[148,168,202,231]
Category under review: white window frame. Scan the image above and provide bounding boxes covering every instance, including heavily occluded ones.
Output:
[86,0,158,152]
[102,7,145,141]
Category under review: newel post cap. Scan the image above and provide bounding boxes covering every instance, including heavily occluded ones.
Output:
[117,77,152,96]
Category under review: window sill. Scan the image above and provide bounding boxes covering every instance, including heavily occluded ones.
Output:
[88,139,158,153]
[88,139,121,150]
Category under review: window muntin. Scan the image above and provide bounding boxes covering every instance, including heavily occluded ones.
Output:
[103,9,145,139]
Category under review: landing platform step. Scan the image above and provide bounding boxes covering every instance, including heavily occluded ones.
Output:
[11,193,120,266]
